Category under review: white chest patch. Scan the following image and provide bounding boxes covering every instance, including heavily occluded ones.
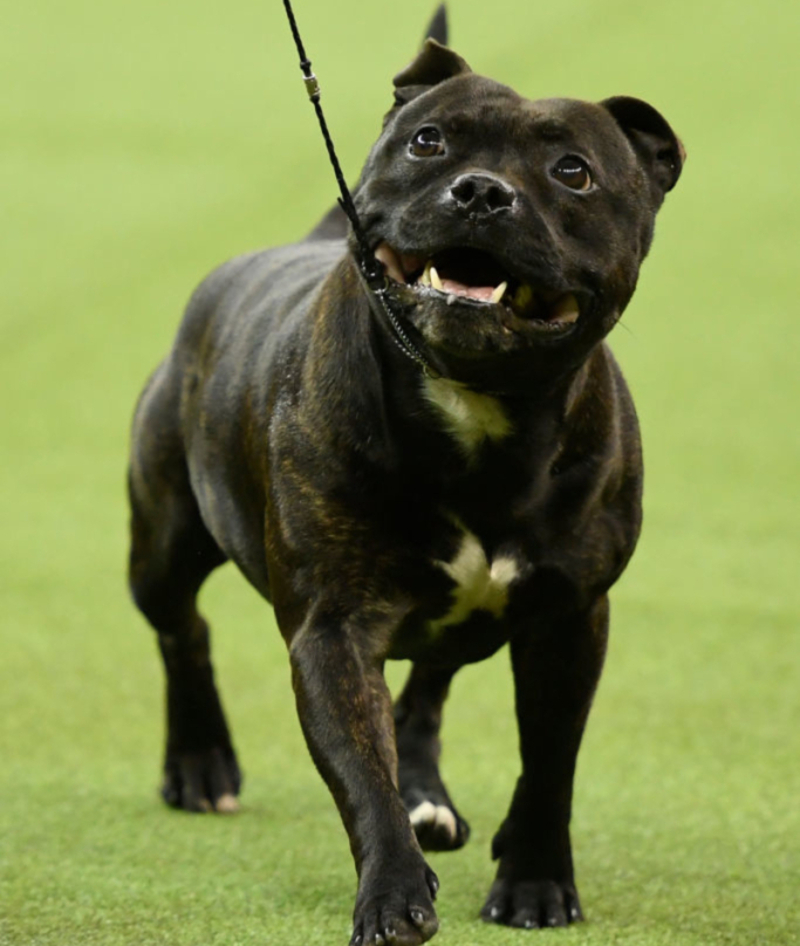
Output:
[423,376,512,459]
[430,527,519,633]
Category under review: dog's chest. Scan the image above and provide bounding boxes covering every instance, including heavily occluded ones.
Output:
[423,377,512,459]
[427,521,521,634]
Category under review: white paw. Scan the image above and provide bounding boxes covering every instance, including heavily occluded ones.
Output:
[409,801,457,842]
[214,793,240,813]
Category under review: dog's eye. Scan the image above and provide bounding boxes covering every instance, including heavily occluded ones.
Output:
[551,156,592,191]
[410,127,445,158]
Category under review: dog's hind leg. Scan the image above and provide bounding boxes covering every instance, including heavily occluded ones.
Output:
[128,365,238,813]
[394,663,470,851]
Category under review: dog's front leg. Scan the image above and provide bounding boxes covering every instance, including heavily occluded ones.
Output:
[290,621,440,946]
[482,594,609,929]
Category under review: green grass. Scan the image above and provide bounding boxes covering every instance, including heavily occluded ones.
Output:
[1,0,798,944]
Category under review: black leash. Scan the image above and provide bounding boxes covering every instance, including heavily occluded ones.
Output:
[280,0,439,377]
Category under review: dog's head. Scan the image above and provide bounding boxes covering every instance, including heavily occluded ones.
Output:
[354,40,684,388]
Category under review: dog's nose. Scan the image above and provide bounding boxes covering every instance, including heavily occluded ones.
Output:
[448,173,516,217]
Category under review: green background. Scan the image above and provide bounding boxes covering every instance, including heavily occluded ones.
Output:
[2,1,798,944]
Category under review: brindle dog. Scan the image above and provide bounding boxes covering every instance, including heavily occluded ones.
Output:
[128,9,683,945]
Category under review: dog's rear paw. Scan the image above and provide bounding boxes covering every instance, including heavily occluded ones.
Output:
[351,859,440,946]
[161,746,242,813]
[480,877,583,929]
[408,799,470,851]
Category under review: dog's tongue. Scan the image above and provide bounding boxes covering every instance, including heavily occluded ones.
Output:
[439,277,496,302]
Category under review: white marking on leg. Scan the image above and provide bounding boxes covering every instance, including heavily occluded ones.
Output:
[433,805,457,841]
[409,802,458,843]
[423,377,512,459]
[409,801,438,827]
[215,793,240,814]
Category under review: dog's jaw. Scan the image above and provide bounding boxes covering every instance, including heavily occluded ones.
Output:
[374,241,584,336]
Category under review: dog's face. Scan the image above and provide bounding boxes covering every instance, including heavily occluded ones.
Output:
[355,41,683,385]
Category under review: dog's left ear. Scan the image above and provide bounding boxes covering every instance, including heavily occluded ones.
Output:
[601,96,686,196]
[387,39,472,120]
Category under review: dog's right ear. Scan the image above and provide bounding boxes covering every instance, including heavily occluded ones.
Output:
[424,4,448,46]
[385,39,472,124]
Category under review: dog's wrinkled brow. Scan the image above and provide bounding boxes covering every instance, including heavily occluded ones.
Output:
[534,120,571,142]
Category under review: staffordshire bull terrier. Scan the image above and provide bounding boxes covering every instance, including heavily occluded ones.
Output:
[128,8,683,944]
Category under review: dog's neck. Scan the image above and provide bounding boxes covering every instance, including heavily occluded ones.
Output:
[310,254,599,479]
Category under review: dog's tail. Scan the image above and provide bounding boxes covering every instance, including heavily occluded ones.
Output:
[305,4,450,244]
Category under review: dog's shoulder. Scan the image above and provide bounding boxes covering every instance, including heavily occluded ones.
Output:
[172,240,347,361]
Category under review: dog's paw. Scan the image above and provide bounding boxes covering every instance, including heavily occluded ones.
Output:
[407,799,469,852]
[161,746,242,813]
[351,860,440,946]
[480,877,583,929]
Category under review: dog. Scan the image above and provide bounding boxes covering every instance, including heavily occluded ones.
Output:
[128,7,683,944]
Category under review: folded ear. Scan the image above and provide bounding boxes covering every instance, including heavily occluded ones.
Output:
[601,96,685,196]
[388,39,472,118]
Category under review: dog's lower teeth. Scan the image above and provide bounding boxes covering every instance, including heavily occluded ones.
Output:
[551,293,580,324]
[513,283,534,311]
[490,281,508,305]
[409,257,575,325]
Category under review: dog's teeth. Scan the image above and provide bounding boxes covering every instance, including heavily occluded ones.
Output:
[430,265,443,292]
[513,283,534,311]
[490,281,508,305]
[551,292,580,324]
[447,293,457,306]
[374,243,406,284]
[420,261,432,286]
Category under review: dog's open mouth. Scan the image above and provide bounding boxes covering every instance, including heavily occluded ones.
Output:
[375,242,581,328]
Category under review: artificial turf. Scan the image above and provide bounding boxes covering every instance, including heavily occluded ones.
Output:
[1,0,798,944]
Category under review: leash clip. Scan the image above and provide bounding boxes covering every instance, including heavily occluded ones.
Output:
[303,72,320,102]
